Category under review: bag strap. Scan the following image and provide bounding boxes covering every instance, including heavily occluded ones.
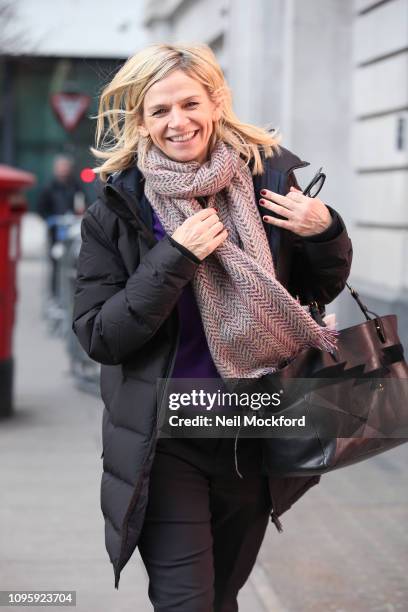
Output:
[307,282,380,323]
[307,283,386,344]
[344,282,381,321]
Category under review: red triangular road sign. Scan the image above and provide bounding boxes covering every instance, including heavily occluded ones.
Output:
[50,93,91,132]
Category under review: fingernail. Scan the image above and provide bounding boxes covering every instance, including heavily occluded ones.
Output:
[259,199,265,205]
[260,189,267,196]
[263,216,268,221]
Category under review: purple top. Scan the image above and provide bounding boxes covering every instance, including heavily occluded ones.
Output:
[152,210,220,379]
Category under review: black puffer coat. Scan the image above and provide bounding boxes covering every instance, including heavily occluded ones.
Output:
[72,146,353,589]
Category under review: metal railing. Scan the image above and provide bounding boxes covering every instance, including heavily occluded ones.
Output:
[42,213,100,395]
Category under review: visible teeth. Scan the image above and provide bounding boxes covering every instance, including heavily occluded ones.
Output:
[169,131,196,142]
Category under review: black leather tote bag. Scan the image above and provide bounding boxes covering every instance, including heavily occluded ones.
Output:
[231,283,408,477]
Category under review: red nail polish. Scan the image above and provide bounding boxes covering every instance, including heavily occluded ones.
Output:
[260,189,267,196]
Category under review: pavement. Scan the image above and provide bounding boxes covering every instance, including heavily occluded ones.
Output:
[0,218,407,611]
[0,255,270,611]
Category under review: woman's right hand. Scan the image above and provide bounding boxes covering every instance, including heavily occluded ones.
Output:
[171,208,228,261]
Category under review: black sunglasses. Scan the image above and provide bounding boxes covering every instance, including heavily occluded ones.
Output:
[302,167,326,198]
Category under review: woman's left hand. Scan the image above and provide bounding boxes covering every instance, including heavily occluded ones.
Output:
[259,186,332,238]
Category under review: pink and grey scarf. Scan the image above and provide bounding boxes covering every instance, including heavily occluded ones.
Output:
[136,138,338,379]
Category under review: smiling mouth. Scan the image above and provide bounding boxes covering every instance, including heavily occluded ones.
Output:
[167,130,199,143]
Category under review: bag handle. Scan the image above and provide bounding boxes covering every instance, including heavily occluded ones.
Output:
[344,282,386,342]
[344,282,380,321]
[308,282,386,343]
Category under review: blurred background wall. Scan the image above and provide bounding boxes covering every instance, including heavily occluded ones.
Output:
[0,0,149,208]
[1,0,407,346]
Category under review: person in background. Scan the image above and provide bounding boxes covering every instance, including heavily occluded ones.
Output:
[37,154,87,297]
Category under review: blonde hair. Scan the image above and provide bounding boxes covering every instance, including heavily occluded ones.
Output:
[91,42,282,182]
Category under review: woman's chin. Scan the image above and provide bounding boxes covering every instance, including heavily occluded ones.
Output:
[165,149,205,164]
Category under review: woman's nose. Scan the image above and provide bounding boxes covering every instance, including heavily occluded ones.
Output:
[167,107,189,129]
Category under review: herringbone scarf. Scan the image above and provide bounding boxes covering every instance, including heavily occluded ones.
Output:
[137,138,339,379]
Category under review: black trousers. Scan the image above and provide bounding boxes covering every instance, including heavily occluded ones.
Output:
[138,437,272,612]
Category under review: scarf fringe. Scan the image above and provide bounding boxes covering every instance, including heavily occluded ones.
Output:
[317,326,340,353]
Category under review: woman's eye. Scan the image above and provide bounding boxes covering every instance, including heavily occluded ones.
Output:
[153,102,198,116]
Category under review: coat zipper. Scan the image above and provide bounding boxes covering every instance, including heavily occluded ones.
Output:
[260,448,284,533]
[270,509,284,532]
[233,411,284,532]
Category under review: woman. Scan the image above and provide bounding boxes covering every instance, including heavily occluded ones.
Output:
[72,43,352,610]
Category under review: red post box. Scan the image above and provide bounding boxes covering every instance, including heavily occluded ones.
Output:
[0,165,35,418]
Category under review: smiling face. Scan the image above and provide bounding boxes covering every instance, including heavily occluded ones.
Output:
[139,69,222,164]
